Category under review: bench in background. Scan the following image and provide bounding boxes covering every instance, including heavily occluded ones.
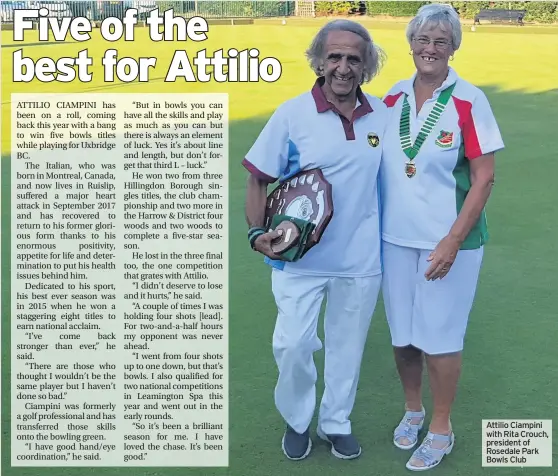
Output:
[474,9,526,26]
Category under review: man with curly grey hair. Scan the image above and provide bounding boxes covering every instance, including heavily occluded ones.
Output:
[242,19,388,461]
[380,3,504,471]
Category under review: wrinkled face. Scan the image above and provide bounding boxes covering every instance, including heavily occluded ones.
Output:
[322,30,366,98]
[411,24,454,77]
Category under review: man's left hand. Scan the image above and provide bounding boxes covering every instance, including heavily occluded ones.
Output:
[424,235,461,281]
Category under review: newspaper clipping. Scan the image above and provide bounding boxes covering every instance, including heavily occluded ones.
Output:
[2,1,556,475]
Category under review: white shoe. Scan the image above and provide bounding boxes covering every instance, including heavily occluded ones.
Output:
[405,431,455,471]
[393,406,425,450]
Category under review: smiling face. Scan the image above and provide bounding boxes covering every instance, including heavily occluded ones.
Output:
[321,30,366,100]
[411,24,454,78]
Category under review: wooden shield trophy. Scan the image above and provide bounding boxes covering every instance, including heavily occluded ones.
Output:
[264,168,333,261]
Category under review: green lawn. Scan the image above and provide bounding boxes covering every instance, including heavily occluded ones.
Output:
[2,19,558,476]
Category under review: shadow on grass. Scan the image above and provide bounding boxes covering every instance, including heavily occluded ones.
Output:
[2,85,558,476]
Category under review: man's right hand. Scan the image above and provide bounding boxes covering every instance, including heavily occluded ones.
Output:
[253,229,285,260]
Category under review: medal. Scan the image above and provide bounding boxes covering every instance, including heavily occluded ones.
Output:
[399,83,456,178]
[405,161,416,178]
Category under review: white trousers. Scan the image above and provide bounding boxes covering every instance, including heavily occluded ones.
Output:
[382,241,484,355]
[271,269,381,435]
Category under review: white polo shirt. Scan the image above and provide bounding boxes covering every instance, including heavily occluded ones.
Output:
[380,67,505,250]
[243,78,388,277]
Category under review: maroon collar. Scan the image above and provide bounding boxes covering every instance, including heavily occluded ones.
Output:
[311,77,373,116]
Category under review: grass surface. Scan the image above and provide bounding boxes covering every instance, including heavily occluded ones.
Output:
[2,19,558,476]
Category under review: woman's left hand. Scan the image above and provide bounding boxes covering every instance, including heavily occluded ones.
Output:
[424,235,461,281]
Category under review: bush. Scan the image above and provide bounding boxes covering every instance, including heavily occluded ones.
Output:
[522,1,557,23]
[173,1,294,18]
[365,1,428,17]
[363,1,557,23]
[314,1,359,16]
[449,2,491,19]
[449,1,557,23]
[137,1,558,22]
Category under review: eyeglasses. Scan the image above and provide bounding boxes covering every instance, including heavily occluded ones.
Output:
[412,37,452,50]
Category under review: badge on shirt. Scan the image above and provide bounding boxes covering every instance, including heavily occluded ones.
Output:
[435,130,453,148]
[367,132,380,148]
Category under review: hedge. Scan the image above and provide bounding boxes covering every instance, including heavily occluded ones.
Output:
[314,1,359,16]
[153,1,558,23]
[314,1,429,17]
[158,1,295,18]
[365,1,429,16]
[449,2,558,23]
[363,1,558,23]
